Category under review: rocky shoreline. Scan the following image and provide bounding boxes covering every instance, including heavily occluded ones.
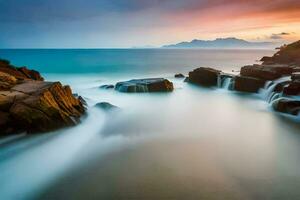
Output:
[185,40,300,116]
[0,59,85,135]
[1,40,299,135]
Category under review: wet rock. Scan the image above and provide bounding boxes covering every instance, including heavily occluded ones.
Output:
[272,98,300,115]
[115,78,173,93]
[233,76,266,93]
[94,102,119,111]
[100,84,114,89]
[291,73,300,81]
[240,64,292,81]
[175,73,185,78]
[188,67,221,86]
[283,81,300,96]
[273,81,291,93]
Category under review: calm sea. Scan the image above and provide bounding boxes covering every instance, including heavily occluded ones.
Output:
[1,49,300,200]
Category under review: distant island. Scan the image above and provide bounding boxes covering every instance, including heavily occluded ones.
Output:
[162,37,277,49]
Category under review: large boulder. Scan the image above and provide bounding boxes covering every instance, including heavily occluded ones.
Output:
[272,98,300,115]
[240,64,293,81]
[233,76,266,93]
[115,78,173,93]
[188,67,221,86]
[1,81,85,134]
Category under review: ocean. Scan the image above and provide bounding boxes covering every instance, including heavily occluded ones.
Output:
[1,49,300,200]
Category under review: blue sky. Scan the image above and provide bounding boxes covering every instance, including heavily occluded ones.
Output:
[0,0,299,48]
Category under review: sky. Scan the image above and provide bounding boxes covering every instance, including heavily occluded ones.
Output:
[0,0,300,48]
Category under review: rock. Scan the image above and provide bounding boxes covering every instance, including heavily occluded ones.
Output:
[233,76,266,93]
[100,84,114,89]
[188,67,221,86]
[115,78,173,93]
[262,41,300,65]
[291,73,300,81]
[94,102,119,111]
[175,73,185,78]
[272,98,300,115]
[273,81,291,93]
[240,64,293,80]
[17,67,44,81]
[1,81,85,134]
[0,59,44,81]
[282,81,300,96]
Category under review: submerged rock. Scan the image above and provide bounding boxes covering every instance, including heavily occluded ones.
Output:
[272,98,300,115]
[174,73,185,78]
[94,102,119,111]
[115,78,173,93]
[188,67,221,86]
[233,75,266,93]
[100,84,114,89]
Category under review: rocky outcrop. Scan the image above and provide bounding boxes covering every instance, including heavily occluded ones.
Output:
[0,59,43,81]
[233,76,266,93]
[272,98,300,115]
[175,73,185,78]
[0,59,85,135]
[188,67,221,86]
[261,41,300,65]
[115,78,173,93]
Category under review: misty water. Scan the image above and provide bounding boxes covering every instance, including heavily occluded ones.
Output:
[1,49,300,200]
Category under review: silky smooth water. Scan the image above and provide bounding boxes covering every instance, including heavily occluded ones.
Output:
[1,49,300,200]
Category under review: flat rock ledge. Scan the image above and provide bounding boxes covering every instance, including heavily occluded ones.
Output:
[115,78,174,93]
[0,59,85,135]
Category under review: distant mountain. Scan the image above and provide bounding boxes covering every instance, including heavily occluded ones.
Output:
[162,37,276,49]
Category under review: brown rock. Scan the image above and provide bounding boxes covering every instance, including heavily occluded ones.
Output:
[282,81,300,96]
[233,76,266,93]
[188,67,221,86]
[272,98,300,115]
[1,81,85,134]
[240,64,293,81]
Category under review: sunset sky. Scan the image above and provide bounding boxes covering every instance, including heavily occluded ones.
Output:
[0,0,300,48]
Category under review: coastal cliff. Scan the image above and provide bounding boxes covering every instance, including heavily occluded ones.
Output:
[0,59,85,135]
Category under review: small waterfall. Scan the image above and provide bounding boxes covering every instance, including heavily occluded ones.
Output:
[218,75,233,90]
[222,77,232,89]
[259,76,291,103]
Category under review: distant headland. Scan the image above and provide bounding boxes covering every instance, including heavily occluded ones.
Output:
[162,37,278,49]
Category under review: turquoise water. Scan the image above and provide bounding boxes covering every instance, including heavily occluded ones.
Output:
[2,49,300,200]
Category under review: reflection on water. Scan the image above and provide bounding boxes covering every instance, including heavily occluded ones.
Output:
[1,76,300,200]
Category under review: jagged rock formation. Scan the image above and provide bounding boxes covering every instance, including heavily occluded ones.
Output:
[0,59,85,135]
